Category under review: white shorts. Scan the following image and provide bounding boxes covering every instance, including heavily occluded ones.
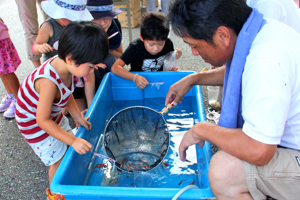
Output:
[29,116,73,166]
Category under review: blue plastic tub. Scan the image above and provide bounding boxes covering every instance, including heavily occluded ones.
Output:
[51,72,214,199]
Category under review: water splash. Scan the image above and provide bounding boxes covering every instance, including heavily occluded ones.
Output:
[149,82,165,90]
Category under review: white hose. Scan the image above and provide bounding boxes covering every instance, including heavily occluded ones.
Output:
[172,185,199,200]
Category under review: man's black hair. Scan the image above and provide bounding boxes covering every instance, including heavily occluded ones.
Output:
[58,21,109,65]
[168,0,252,44]
[140,12,170,41]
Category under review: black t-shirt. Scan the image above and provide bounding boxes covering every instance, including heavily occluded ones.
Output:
[120,38,174,71]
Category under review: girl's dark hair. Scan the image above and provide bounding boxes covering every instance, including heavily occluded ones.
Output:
[168,0,252,44]
[58,21,109,65]
[140,12,170,41]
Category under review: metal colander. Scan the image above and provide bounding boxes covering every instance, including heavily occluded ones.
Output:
[104,106,170,173]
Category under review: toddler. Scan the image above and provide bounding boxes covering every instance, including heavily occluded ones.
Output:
[0,17,21,118]
[15,21,109,200]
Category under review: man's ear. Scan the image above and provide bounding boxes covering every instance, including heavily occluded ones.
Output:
[140,34,144,42]
[214,26,231,47]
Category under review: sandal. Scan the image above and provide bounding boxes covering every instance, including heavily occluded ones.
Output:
[46,188,65,200]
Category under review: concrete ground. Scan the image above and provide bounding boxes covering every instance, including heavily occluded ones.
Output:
[0,1,210,199]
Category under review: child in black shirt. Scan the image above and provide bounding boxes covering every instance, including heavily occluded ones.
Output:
[111,12,182,90]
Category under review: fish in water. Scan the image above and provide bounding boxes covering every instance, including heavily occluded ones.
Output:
[189,179,195,185]
[178,180,183,185]
[93,163,107,169]
[109,179,115,183]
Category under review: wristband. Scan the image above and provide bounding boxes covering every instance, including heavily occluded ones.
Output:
[133,74,138,83]
[31,43,39,55]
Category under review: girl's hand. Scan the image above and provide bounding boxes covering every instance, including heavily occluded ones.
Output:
[39,43,53,54]
[71,138,92,155]
[75,116,92,130]
[135,75,149,90]
[175,48,182,59]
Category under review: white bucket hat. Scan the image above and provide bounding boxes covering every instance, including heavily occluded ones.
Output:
[41,0,93,21]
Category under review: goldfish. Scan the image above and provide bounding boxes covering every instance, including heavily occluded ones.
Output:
[189,180,195,185]
[93,163,107,169]
[109,179,115,183]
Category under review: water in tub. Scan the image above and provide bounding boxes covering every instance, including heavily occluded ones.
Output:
[84,96,207,188]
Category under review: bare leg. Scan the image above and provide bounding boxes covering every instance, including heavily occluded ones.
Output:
[15,0,46,66]
[209,151,253,200]
[48,157,63,196]
[0,73,20,98]
[32,59,41,68]
[75,97,87,112]
[0,74,12,94]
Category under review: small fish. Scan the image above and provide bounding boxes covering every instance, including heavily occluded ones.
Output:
[178,180,183,185]
[131,183,133,185]
[161,162,169,167]
[141,158,149,163]
[93,164,107,169]
[109,179,115,183]
[144,165,151,169]
[189,180,195,185]
[129,163,134,169]
[135,161,140,168]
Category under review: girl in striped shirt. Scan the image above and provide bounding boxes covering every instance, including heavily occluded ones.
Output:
[15,21,108,200]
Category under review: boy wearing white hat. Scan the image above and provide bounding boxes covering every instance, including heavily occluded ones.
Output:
[32,0,93,64]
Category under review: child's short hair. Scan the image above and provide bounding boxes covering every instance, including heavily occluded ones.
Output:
[58,21,109,65]
[140,12,170,41]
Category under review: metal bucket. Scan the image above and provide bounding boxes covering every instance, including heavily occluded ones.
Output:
[104,106,170,173]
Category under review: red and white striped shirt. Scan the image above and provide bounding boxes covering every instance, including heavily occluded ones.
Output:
[15,56,74,144]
